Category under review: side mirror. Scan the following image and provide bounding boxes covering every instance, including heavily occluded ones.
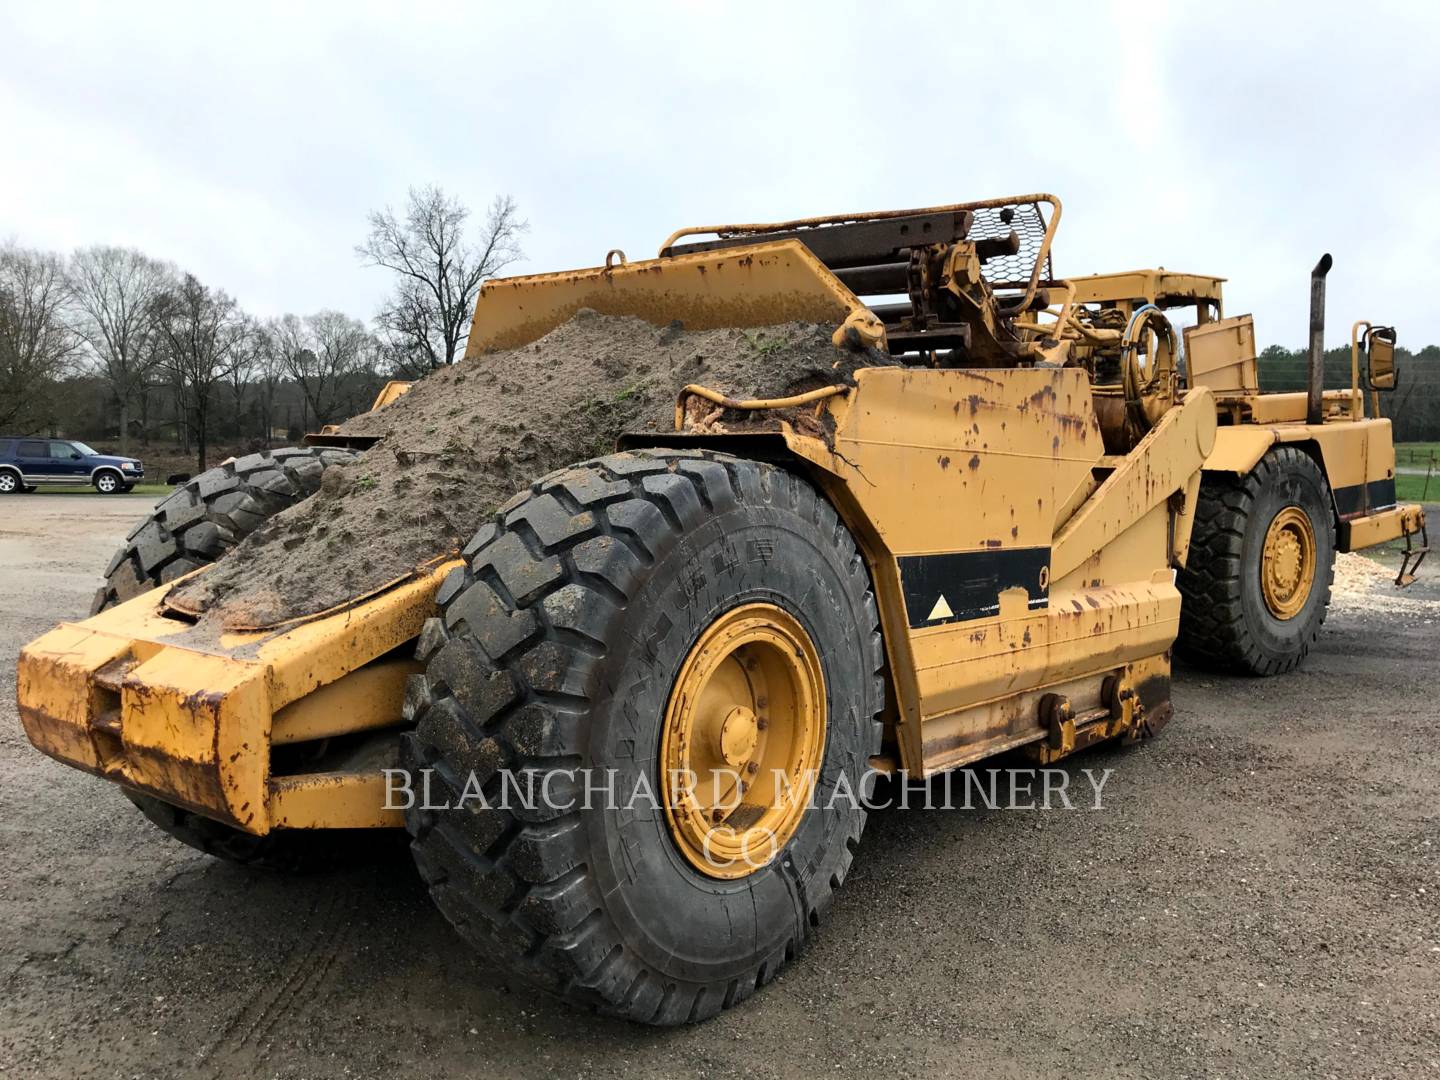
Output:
[1365,327,1398,391]
[71,452,83,460]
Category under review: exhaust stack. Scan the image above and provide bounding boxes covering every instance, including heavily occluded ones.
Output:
[1307,254,1333,424]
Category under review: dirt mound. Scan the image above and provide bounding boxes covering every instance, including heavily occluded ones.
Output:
[1329,551,1440,620]
[172,311,869,628]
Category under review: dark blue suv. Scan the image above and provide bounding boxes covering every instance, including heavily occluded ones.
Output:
[0,437,145,494]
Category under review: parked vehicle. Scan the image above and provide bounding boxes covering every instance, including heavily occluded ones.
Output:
[0,437,144,494]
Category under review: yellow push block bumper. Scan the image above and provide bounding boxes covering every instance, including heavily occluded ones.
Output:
[1338,502,1425,551]
[1338,502,1427,586]
[16,563,457,834]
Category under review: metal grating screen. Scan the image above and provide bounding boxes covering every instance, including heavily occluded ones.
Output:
[968,200,1053,289]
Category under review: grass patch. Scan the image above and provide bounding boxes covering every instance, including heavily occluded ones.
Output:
[1396,474,1437,503]
[612,381,645,404]
[744,330,785,356]
[24,483,172,497]
[1395,442,1440,468]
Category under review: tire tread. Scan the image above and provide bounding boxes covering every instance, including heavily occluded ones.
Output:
[1176,446,1335,675]
[404,449,885,1024]
[90,446,356,613]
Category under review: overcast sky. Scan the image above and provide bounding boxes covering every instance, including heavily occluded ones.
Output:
[2,0,1437,346]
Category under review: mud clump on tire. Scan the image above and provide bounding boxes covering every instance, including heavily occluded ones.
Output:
[171,311,871,628]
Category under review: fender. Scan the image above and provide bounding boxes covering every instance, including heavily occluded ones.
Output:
[1203,421,1403,528]
[1203,425,1288,474]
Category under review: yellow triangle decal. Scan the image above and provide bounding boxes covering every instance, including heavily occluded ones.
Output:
[927,594,954,621]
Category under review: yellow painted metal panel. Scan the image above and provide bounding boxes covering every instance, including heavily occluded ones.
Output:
[1186,315,1258,393]
[1051,388,1215,582]
[268,772,404,829]
[1068,270,1226,308]
[919,651,1172,774]
[119,650,270,830]
[827,366,1102,556]
[271,657,422,745]
[16,561,458,834]
[16,624,132,773]
[370,380,413,410]
[251,562,457,715]
[722,367,1196,775]
[466,240,862,356]
[1306,422,1371,493]
[1238,391,1354,425]
[1339,503,1425,552]
[1204,426,1278,473]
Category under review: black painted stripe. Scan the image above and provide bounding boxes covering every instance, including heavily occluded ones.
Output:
[1333,478,1397,520]
[899,547,1050,628]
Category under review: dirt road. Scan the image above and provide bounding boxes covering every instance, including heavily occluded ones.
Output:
[2,495,1437,1078]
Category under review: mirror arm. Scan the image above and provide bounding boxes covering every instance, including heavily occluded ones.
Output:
[1350,319,1370,419]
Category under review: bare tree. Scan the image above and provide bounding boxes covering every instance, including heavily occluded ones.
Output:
[153,273,249,472]
[224,312,259,442]
[67,246,172,453]
[373,278,440,378]
[0,242,77,432]
[279,310,373,429]
[257,315,303,441]
[357,186,526,376]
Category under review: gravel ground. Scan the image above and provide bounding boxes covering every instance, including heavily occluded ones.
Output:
[2,495,1437,1079]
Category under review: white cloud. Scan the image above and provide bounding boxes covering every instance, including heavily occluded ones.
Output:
[2,0,1437,344]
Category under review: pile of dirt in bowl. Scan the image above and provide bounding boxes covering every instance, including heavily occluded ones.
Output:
[171,310,873,628]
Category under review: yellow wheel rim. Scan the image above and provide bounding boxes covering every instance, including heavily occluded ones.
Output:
[660,604,826,880]
[1260,506,1317,620]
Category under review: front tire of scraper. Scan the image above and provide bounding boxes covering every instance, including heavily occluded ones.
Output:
[401,449,886,1024]
[95,446,399,873]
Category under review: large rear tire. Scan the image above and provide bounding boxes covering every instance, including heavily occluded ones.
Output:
[1177,447,1336,675]
[402,449,885,1023]
[94,445,388,872]
[123,790,389,872]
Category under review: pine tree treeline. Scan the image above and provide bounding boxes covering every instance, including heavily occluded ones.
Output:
[1255,344,1439,442]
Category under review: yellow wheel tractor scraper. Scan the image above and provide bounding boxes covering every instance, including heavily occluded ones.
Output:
[16,194,1424,1023]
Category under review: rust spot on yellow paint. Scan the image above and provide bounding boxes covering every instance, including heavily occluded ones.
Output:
[1028,385,1057,408]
